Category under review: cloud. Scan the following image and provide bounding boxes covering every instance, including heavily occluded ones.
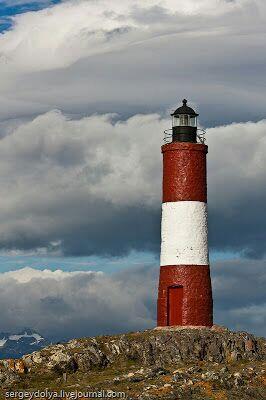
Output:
[2,1,57,5]
[0,0,239,71]
[0,110,265,258]
[0,259,264,340]
[0,110,163,256]
[207,120,266,257]
[0,0,265,124]
[212,259,266,336]
[0,1,62,32]
[0,266,156,340]
[0,266,99,283]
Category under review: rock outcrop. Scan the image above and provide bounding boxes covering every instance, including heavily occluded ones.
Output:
[0,326,265,399]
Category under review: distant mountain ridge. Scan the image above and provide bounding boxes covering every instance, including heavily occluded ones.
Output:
[0,328,49,359]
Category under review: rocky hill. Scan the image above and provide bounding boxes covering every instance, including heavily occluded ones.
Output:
[0,325,265,399]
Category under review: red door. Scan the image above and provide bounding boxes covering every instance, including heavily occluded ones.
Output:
[168,286,183,326]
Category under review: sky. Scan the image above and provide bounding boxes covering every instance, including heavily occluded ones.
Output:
[0,0,265,340]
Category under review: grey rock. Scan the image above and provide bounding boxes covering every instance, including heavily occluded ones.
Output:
[19,328,265,374]
[0,370,20,386]
[0,327,265,392]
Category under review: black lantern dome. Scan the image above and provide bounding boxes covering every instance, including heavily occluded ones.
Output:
[172,99,198,117]
[171,99,199,143]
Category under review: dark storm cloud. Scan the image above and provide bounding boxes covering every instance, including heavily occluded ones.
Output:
[207,121,266,258]
[212,259,266,336]
[61,204,160,256]
[209,198,266,259]
[0,111,164,256]
[0,258,264,340]
[0,111,265,258]
[212,259,266,311]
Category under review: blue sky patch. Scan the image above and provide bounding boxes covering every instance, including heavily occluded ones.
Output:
[0,250,158,274]
[0,0,62,32]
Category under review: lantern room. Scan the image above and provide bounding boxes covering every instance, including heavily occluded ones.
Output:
[171,99,199,143]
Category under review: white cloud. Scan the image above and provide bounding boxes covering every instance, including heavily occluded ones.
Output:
[0,0,249,72]
[0,110,163,208]
[0,266,100,283]
[0,265,156,340]
[0,0,264,123]
[0,259,265,339]
[163,0,242,15]
[207,120,266,207]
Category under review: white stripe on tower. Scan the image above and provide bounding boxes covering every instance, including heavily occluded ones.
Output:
[160,201,209,266]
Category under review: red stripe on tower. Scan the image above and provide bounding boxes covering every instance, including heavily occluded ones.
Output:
[157,99,213,327]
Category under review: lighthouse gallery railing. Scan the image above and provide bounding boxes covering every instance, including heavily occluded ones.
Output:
[163,128,206,145]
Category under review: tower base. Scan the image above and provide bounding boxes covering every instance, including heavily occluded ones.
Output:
[157,265,213,327]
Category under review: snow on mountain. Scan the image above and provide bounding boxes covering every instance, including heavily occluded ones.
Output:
[8,332,44,345]
[0,329,49,359]
[0,339,7,348]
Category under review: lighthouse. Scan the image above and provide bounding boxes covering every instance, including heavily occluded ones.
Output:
[157,99,213,327]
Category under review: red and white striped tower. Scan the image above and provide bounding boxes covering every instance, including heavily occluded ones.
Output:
[157,99,213,327]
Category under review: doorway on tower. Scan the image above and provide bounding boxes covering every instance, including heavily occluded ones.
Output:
[167,285,184,326]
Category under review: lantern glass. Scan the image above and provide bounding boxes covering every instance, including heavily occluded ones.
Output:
[180,114,189,126]
[173,115,179,126]
[190,116,197,127]
[173,114,197,127]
